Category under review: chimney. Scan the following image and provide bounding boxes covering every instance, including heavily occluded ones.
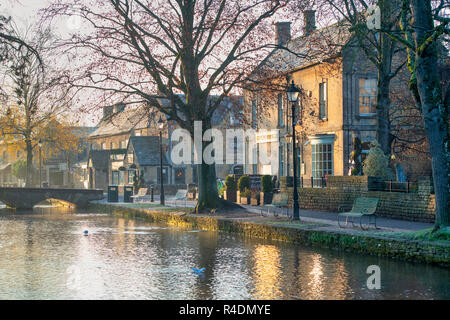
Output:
[113,102,125,114]
[102,105,113,119]
[275,22,291,45]
[303,10,316,36]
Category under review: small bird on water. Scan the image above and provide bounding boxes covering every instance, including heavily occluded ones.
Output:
[192,267,205,274]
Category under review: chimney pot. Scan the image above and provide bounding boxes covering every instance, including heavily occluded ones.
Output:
[303,10,316,36]
[275,22,291,45]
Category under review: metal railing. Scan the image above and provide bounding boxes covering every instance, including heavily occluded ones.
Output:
[299,177,327,188]
[372,180,418,193]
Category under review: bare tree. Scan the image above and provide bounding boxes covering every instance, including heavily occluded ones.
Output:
[0,28,72,186]
[43,0,294,211]
[379,0,449,230]
[318,0,406,157]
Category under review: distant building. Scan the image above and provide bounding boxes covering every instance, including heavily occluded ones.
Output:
[86,97,243,192]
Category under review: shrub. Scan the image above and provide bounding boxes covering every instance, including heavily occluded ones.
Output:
[250,188,260,199]
[261,175,274,193]
[240,188,251,198]
[225,175,236,192]
[363,141,395,180]
[237,175,250,192]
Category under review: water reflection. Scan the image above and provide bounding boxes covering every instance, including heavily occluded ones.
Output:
[252,245,282,299]
[0,207,448,300]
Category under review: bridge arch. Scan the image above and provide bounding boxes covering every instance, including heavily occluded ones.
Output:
[0,187,104,210]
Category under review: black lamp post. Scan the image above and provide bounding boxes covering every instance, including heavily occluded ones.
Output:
[158,115,165,205]
[38,139,42,188]
[287,80,301,220]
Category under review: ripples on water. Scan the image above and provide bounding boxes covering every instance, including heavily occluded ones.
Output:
[0,207,448,300]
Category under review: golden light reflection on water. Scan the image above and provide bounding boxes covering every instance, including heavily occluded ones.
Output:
[306,254,324,300]
[330,260,352,300]
[252,244,282,299]
[295,254,351,300]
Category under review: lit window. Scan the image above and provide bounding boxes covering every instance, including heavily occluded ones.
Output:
[128,170,135,184]
[319,80,327,119]
[277,94,284,127]
[251,99,257,129]
[112,171,124,185]
[279,145,284,176]
[359,78,377,114]
[312,143,333,179]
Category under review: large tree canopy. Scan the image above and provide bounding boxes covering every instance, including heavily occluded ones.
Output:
[44,0,294,211]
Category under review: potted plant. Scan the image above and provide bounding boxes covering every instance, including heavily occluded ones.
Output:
[250,188,260,206]
[237,175,250,204]
[240,188,251,205]
[224,175,237,202]
[260,175,274,204]
[187,184,197,200]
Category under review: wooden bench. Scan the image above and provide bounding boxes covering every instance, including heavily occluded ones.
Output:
[338,197,379,230]
[262,193,289,217]
[130,188,149,203]
[167,189,188,207]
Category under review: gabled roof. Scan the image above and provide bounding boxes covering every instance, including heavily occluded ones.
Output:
[88,150,111,169]
[159,94,243,126]
[251,22,352,81]
[89,106,153,138]
[128,136,170,166]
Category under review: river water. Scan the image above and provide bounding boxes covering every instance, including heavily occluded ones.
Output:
[0,207,448,300]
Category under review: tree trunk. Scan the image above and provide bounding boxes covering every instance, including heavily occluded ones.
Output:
[195,162,219,213]
[376,0,395,156]
[25,139,34,187]
[411,0,449,228]
[194,122,220,212]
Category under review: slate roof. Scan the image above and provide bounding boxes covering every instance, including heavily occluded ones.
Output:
[159,95,243,127]
[128,136,170,166]
[89,106,155,138]
[251,22,352,81]
[88,150,111,169]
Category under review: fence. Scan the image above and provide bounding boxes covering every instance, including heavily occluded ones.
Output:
[371,180,419,193]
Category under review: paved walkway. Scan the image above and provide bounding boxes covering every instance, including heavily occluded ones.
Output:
[96,194,433,233]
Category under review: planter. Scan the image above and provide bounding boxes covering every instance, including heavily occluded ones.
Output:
[240,197,250,205]
[250,197,260,206]
[260,192,273,205]
[188,192,196,200]
[224,190,236,202]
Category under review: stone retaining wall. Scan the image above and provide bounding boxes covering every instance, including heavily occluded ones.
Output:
[280,176,435,223]
[90,204,450,267]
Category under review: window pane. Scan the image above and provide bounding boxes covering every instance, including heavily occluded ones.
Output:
[359,78,377,114]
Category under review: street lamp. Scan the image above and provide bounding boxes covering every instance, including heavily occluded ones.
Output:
[286,80,301,221]
[158,115,165,205]
[38,139,42,188]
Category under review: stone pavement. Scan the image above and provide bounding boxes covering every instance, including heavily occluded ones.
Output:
[95,194,433,233]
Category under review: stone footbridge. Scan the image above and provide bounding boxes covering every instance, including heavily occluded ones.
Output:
[0,187,104,210]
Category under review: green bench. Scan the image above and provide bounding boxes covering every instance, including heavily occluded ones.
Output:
[338,197,379,230]
[130,188,149,202]
[262,193,289,217]
[167,189,188,207]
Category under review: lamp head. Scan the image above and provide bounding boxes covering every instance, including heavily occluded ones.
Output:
[158,115,164,130]
[287,80,300,103]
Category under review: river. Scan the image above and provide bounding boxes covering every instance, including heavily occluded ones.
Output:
[0,207,448,300]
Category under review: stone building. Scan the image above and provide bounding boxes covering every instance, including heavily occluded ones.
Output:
[86,98,242,192]
[0,127,94,188]
[243,11,410,183]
